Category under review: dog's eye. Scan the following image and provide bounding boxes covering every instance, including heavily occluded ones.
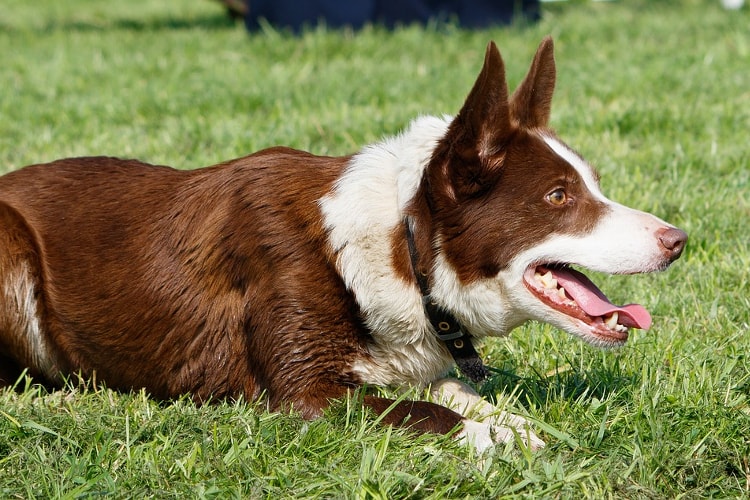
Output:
[546,189,568,206]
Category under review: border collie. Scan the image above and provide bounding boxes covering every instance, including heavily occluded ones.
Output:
[0,38,686,451]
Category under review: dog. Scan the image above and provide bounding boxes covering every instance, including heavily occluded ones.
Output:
[0,38,686,451]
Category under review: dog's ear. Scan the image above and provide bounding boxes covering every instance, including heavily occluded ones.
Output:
[510,36,556,128]
[430,41,511,200]
[453,41,511,161]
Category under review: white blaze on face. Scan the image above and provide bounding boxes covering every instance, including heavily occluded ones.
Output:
[542,134,606,201]
[538,134,678,275]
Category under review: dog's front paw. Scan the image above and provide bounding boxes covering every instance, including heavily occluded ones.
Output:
[458,413,545,453]
[489,411,546,451]
[429,378,545,452]
[457,419,496,453]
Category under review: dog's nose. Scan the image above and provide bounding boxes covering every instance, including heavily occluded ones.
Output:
[657,227,688,261]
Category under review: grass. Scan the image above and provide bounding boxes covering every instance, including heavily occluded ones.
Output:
[1,0,749,497]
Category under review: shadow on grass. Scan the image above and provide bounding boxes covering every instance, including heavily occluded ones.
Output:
[478,358,640,409]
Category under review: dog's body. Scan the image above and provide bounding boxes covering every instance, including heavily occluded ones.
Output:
[0,39,685,451]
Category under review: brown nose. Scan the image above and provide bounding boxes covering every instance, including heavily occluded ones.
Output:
[658,227,688,261]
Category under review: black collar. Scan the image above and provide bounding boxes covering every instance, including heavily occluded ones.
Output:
[404,218,490,383]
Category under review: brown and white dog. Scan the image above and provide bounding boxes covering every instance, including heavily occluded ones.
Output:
[0,38,686,451]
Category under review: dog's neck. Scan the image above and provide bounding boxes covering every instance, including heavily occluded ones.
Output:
[403,217,490,383]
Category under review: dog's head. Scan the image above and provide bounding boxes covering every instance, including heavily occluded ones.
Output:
[421,38,687,347]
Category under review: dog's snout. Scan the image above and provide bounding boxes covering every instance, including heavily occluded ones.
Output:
[657,227,688,261]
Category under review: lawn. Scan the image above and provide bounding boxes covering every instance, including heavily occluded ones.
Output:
[1,0,749,497]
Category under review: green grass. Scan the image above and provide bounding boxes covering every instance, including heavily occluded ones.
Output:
[1,0,749,497]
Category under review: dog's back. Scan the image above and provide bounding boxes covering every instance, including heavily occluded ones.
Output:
[0,151,372,411]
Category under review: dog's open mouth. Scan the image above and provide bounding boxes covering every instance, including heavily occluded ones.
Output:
[522,265,652,342]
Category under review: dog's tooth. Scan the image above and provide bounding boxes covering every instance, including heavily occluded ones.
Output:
[604,312,619,329]
[539,271,557,289]
[557,287,567,300]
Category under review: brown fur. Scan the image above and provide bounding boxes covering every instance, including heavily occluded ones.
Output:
[0,150,463,432]
[0,38,657,444]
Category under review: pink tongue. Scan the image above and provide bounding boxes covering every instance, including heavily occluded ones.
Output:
[551,268,652,330]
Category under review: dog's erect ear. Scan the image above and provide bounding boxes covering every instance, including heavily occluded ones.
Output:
[428,41,512,201]
[452,41,512,161]
[510,36,556,128]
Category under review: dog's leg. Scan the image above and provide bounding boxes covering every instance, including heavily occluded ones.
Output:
[430,378,545,452]
[265,379,465,438]
[0,203,57,386]
[362,394,464,436]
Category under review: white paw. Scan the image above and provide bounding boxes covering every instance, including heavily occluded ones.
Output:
[458,415,545,453]
[429,378,546,452]
[489,412,546,451]
[457,419,495,453]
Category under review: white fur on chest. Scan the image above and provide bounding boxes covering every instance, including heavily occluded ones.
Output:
[319,115,455,386]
